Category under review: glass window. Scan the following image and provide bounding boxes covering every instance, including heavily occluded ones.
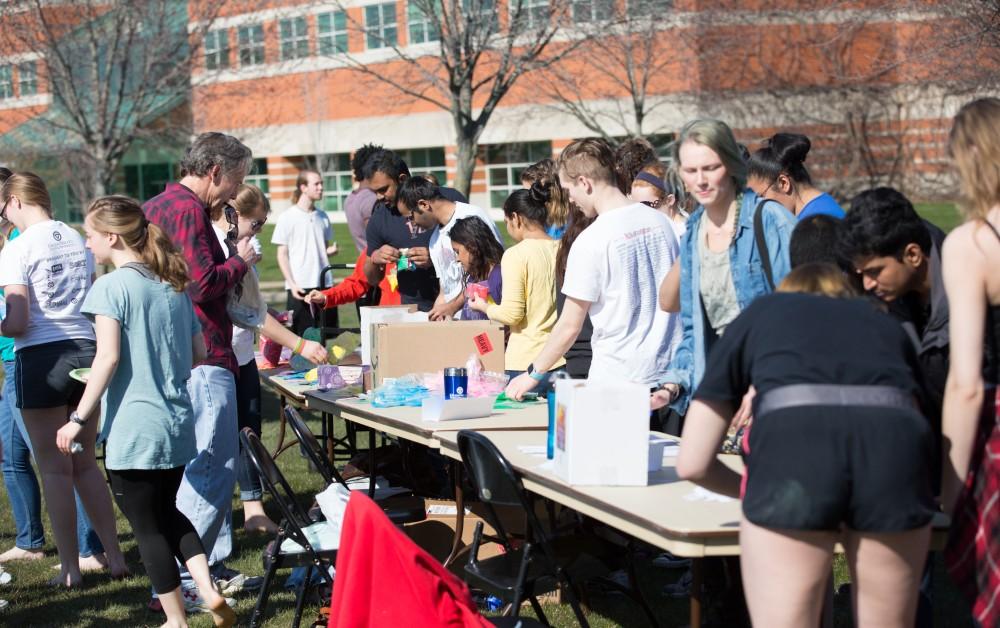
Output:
[464,0,498,33]
[511,0,549,30]
[365,3,398,49]
[0,66,12,100]
[629,0,672,17]
[237,24,265,66]
[484,141,551,209]
[317,153,354,213]
[244,158,270,198]
[572,0,613,23]
[408,1,440,44]
[280,16,310,61]
[317,11,349,55]
[123,162,174,201]
[17,61,37,96]
[399,147,447,185]
[204,29,229,70]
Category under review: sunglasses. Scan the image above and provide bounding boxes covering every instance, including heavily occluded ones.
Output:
[223,205,238,242]
[249,218,266,233]
[640,198,663,209]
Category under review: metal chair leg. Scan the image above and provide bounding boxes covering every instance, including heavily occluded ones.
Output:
[250,556,281,628]
[292,564,314,628]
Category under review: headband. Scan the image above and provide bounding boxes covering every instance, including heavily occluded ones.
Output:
[634,171,666,192]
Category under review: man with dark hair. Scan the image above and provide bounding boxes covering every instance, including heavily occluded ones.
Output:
[363,148,466,311]
[789,214,844,269]
[396,176,500,320]
[345,143,381,253]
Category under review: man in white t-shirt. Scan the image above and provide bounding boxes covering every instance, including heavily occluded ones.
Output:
[506,137,681,397]
[272,169,338,335]
[395,176,502,320]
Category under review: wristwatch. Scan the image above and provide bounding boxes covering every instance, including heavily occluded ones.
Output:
[69,411,87,426]
[526,364,547,382]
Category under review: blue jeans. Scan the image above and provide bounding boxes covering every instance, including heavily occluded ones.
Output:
[0,360,44,550]
[176,365,238,587]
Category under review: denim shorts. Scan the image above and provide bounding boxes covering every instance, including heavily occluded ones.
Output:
[15,339,96,409]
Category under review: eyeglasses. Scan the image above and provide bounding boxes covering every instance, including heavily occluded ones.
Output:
[223,205,238,241]
[0,198,9,221]
[640,198,663,209]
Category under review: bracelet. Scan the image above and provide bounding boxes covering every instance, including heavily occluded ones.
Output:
[293,337,305,355]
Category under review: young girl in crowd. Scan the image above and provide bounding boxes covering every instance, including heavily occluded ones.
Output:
[469,183,563,380]
[448,216,503,321]
[655,119,797,417]
[0,173,127,588]
[676,262,934,628]
[747,132,845,220]
[941,97,1000,627]
[629,160,688,241]
[56,196,234,626]
[212,184,326,535]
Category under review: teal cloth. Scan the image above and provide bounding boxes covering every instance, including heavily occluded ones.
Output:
[81,268,201,470]
[0,228,20,362]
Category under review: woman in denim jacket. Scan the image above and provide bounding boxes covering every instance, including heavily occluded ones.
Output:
[654,119,797,415]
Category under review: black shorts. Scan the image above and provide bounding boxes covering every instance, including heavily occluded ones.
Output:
[15,339,96,410]
[742,405,936,532]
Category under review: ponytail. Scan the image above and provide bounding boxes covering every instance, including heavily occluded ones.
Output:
[86,196,191,292]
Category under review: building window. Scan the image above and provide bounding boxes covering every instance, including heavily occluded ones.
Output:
[238,24,266,66]
[408,1,440,44]
[317,11,349,55]
[365,3,398,49]
[317,153,355,213]
[0,66,12,100]
[485,141,552,209]
[125,162,175,202]
[399,147,447,185]
[204,29,229,70]
[629,0,672,16]
[572,0,613,23]
[18,61,37,96]
[280,16,310,61]
[465,0,498,33]
[512,0,549,30]
[244,158,270,198]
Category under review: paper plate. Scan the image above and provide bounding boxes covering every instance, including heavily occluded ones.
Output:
[69,368,91,384]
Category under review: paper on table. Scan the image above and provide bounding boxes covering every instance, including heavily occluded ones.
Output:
[517,445,547,457]
[683,486,736,503]
[426,504,471,516]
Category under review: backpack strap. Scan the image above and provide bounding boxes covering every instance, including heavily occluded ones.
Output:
[753,199,775,291]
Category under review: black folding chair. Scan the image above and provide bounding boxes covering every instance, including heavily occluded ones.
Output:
[240,428,338,628]
[284,406,426,525]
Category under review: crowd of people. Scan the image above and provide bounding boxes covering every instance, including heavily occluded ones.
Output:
[0,96,996,628]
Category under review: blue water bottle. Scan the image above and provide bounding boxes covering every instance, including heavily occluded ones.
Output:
[546,372,570,459]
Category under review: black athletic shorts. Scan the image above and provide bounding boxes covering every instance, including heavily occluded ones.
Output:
[15,338,96,409]
[741,405,936,532]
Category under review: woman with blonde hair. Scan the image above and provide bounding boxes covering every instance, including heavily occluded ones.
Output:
[57,195,235,626]
[0,173,127,588]
[940,97,1000,627]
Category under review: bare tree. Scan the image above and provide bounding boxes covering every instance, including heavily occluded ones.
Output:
[325,0,582,196]
[0,0,240,202]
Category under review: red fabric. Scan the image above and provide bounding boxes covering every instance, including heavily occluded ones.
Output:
[946,387,1000,627]
[318,249,400,309]
[328,492,490,628]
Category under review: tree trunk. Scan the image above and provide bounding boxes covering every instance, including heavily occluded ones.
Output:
[452,132,477,199]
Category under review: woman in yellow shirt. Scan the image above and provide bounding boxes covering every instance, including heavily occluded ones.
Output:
[469,182,565,383]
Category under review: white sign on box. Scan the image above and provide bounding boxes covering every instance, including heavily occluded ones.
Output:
[553,379,650,486]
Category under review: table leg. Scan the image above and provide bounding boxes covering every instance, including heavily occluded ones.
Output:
[690,557,704,627]
[444,460,466,567]
[323,411,335,463]
[272,394,289,458]
[367,427,377,499]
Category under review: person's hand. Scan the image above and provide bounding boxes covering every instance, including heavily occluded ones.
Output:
[56,421,83,456]
[505,372,540,401]
[729,385,756,432]
[428,301,455,321]
[304,290,327,306]
[299,340,328,365]
[468,292,489,313]
[326,242,339,256]
[407,246,431,268]
[236,237,260,265]
[371,245,400,266]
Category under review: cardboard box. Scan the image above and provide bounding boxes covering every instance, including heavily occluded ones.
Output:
[371,321,505,387]
[403,499,526,573]
[359,305,425,365]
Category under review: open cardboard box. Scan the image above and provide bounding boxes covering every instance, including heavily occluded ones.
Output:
[371,321,505,388]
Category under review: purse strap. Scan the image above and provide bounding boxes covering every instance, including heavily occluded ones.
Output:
[753,199,775,291]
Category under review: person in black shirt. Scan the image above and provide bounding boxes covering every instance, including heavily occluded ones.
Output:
[676,263,934,628]
[362,149,467,311]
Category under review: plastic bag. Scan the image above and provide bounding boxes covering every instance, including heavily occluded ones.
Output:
[227,267,267,330]
[370,375,431,408]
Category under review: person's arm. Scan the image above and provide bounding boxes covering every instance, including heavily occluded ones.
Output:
[56,315,120,454]
[276,245,304,299]
[260,312,328,365]
[429,292,464,321]
[0,285,28,337]
[659,263,680,313]
[941,227,988,513]
[505,296,589,399]
[676,398,743,497]
[478,250,527,325]
[192,332,207,366]
[762,202,798,288]
[178,210,250,303]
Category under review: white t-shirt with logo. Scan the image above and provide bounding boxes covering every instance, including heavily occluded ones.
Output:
[271,205,332,290]
[561,203,681,386]
[0,219,96,351]
[429,202,502,302]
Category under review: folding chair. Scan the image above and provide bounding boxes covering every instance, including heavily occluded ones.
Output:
[284,406,426,525]
[240,428,338,628]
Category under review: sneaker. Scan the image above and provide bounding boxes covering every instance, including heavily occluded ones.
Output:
[212,564,264,595]
[182,588,235,614]
[661,569,693,598]
[0,566,11,585]
[0,599,7,611]
[651,551,691,570]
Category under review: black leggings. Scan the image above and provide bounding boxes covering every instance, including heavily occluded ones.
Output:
[108,466,205,594]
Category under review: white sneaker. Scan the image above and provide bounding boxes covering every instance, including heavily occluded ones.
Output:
[181,588,235,614]
[0,566,11,585]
